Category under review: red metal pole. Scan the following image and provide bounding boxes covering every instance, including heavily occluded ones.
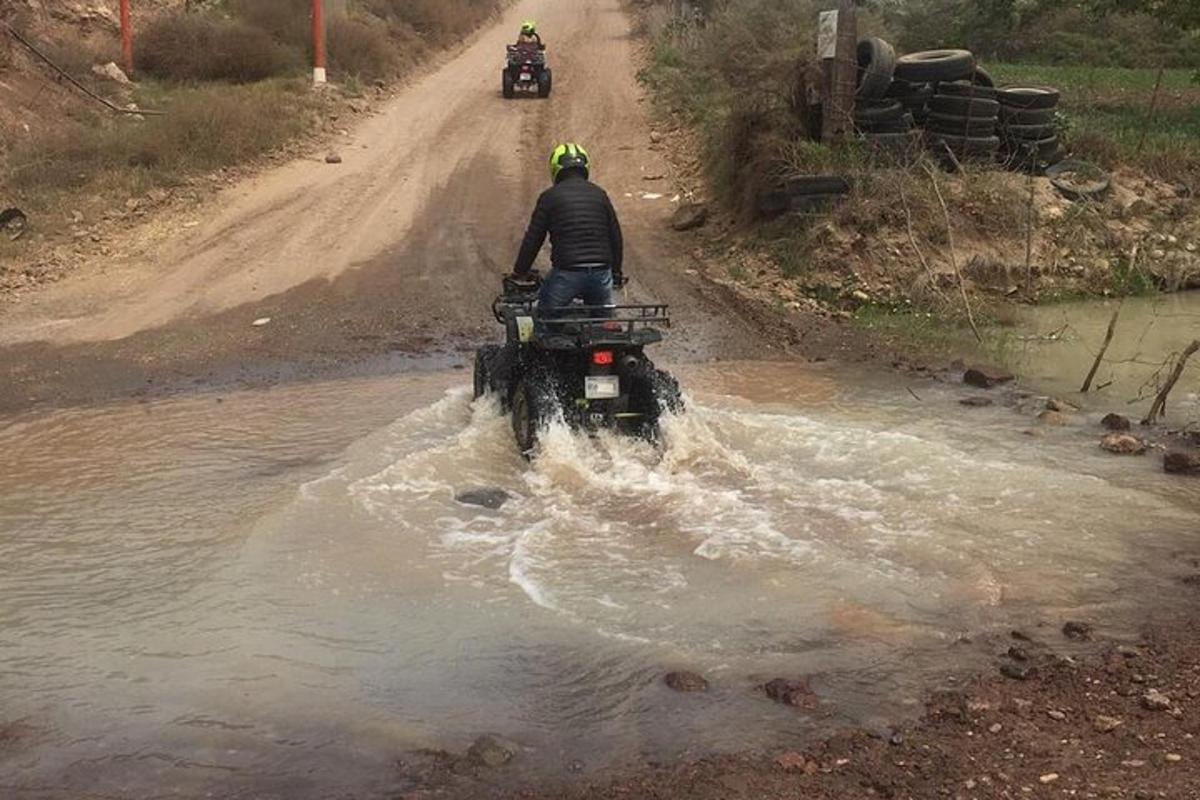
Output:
[120,0,132,76]
[312,0,326,84]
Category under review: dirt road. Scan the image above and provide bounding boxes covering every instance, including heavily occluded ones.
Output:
[0,0,804,414]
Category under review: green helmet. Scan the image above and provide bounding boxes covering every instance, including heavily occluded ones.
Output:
[549,142,589,182]
[521,20,537,35]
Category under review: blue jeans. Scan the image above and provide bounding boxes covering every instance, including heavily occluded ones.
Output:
[538,268,613,312]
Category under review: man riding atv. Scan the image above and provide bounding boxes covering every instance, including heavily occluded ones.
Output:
[516,20,542,47]
[511,143,625,311]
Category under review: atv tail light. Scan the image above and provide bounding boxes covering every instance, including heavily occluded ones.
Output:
[592,350,614,366]
[602,321,622,332]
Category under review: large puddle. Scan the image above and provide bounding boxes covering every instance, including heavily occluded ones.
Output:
[1006,292,1200,425]
[2,359,1198,798]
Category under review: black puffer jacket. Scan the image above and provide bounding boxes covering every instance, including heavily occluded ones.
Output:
[512,172,623,276]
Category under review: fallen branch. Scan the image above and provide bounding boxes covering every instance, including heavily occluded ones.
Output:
[1142,340,1200,425]
[1080,306,1121,392]
[922,163,982,343]
[896,174,946,302]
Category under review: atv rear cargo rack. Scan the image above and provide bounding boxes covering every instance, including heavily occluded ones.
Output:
[495,302,671,349]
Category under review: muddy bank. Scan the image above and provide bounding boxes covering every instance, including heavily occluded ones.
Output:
[416,589,1200,800]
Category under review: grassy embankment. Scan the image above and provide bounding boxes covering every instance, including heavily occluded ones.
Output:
[638,0,1199,359]
[0,0,499,268]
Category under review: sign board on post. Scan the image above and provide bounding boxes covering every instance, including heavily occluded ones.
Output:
[817,10,838,60]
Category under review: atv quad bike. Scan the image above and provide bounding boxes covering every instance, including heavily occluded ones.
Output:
[502,43,551,99]
[473,273,682,457]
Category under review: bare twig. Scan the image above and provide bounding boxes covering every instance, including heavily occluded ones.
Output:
[1023,168,1036,292]
[896,174,946,302]
[1142,340,1200,425]
[1135,66,1165,157]
[922,163,982,343]
[907,387,922,402]
[1080,305,1121,392]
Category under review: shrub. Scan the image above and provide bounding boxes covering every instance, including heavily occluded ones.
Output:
[328,16,399,80]
[136,14,303,83]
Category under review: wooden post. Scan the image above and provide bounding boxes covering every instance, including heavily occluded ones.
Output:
[312,0,326,84]
[821,0,857,143]
[120,0,132,76]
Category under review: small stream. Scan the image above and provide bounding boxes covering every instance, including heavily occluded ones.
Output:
[1,302,1198,798]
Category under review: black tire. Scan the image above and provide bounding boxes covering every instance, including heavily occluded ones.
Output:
[511,378,549,458]
[928,95,1000,117]
[934,81,998,100]
[473,345,501,400]
[854,98,904,122]
[502,70,515,99]
[1001,122,1056,140]
[856,37,896,100]
[1045,159,1111,201]
[972,66,995,87]
[895,49,975,83]
[886,79,932,101]
[627,368,682,439]
[999,106,1056,125]
[928,133,1000,159]
[537,68,551,98]
[996,86,1060,110]
[857,115,912,134]
[925,112,996,136]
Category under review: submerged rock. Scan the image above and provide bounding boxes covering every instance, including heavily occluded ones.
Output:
[1100,433,1146,455]
[1101,413,1132,431]
[1164,450,1200,476]
[1038,410,1069,426]
[664,670,709,693]
[763,677,819,709]
[454,487,511,510]
[963,366,1014,389]
[960,396,994,407]
[1062,620,1093,640]
[467,734,519,767]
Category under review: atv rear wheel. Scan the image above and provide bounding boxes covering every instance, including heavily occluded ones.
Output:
[537,68,552,98]
[511,378,549,458]
[502,69,515,99]
[473,345,501,400]
[626,368,682,441]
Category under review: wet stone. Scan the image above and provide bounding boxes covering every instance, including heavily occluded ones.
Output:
[1101,413,1132,431]
[963,366,1014,389]
[467,734,519,767]
[1063,620,1093,640]
[455,487,511,510]
[1000,663,1032,681]
[664,670,709,693]
[1101,433,1147,455]
[960,396,994,407]
[763,677,819,709]
[1164,450,1200,476]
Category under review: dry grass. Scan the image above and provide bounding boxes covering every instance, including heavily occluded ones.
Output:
[136,14,303,83]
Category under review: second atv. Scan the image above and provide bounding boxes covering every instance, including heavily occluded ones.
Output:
[473,273,682,456]
[502,43,551,99]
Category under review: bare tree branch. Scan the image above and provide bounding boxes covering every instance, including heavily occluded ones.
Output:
[922,163,982,343]
[1081,305,1121,392]
[1142,340,1200,425]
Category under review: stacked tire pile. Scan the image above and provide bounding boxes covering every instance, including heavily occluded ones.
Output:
[854,38,919,160]
[996,87,1063,171]
[890,49,999,164]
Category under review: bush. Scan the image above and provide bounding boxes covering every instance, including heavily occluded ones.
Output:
[136,14,303,83]
[328,16,399,80]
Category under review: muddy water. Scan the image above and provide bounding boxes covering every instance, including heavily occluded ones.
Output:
[1008,292,1200,424]
[2,361,1197,798]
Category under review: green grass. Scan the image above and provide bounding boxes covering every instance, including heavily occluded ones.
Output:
[989,63,1200,183]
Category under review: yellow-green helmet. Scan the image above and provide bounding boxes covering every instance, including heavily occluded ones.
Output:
[549,142,589,182]
[521,20,537,35]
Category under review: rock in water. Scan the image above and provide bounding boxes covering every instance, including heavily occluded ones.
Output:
[763,677,818,709]
[664,670,708,692]
[467,734,518,767]
[455,488,510,510]
[1164,450,1200,476]
[960,396,994,407]
[670,202,708,232]
[963,366,1014,389]
[1100,433,1146,455]
[1038,410,1069,426]
[1101,413,1132,431]
[1062,620,1093,640]
[325,152,343,164]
